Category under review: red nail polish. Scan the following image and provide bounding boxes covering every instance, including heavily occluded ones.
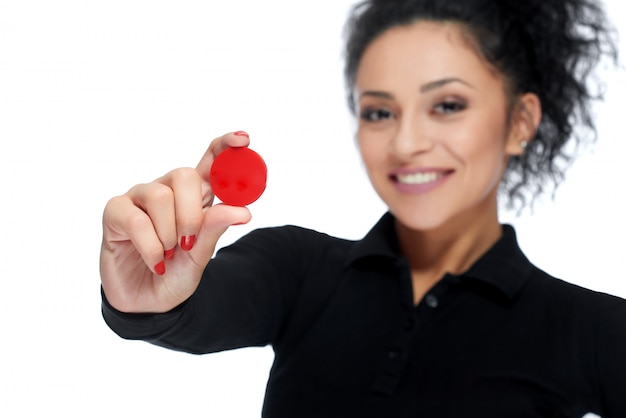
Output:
[180,235,196,251]
[154,261,166,276]
[164,248,175,260]
[233,131,249,137]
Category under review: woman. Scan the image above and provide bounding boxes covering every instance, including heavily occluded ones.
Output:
[101,0,626,416]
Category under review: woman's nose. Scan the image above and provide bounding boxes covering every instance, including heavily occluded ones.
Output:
[388,117,434,160]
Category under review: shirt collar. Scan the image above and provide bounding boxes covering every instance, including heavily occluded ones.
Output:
[346,212,533,300]
[346,212,400,264]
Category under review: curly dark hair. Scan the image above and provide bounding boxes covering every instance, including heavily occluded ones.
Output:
[343,0,618,210]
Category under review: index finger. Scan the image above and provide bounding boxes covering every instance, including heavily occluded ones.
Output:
[196,131,251,179]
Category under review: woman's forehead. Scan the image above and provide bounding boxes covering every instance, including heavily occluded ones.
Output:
[355,21,502,91]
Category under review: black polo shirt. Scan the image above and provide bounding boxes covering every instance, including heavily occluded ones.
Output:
[102,212,626,417]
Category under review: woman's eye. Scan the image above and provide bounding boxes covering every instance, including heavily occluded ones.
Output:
[433,101,466,114]
[360,108,394,122]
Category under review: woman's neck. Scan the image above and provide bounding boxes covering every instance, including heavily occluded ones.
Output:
[394,195,503,301]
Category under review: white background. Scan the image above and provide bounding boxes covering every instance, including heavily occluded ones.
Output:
[1,1,624,416]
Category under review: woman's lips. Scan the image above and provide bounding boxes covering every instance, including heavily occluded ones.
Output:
[390,168,454,194]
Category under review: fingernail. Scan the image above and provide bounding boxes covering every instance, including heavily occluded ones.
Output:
[180,235,196,251]
[233,131,249,137]
[164,248,176,260]
[154,261,166,276]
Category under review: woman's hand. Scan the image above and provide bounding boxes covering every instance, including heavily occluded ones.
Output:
[100,131,252,313]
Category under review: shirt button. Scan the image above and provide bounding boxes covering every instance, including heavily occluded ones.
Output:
[425,294,439,308]
[388,349,402,360]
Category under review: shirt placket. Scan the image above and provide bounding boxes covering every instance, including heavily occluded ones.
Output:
[370,258,417,396]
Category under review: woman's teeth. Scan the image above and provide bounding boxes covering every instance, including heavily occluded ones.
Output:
[396,172,443,185]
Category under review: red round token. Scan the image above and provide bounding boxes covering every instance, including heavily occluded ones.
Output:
[209,147,267,206]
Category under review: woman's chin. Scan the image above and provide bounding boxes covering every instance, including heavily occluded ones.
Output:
[389,207,451,232]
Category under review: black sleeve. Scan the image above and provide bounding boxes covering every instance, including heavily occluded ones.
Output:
[101,225,324,354]
[594,294,626,418]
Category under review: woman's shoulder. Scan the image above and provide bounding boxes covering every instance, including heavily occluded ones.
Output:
[238,214,399,265]
[238,224,356,250]
[527,264,626,319]
[216,224,359,267]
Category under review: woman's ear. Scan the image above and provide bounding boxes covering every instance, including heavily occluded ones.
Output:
[505,92,542,155]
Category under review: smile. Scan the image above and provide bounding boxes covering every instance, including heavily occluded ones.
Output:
[390,169,454,195]
[395,172,444,185]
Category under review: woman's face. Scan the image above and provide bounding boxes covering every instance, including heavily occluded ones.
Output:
[355,21,526,231]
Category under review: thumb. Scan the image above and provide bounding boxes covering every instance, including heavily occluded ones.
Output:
[196,132,251,181]
[187,203,252,266]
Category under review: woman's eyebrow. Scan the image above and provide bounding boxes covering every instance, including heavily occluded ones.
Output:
[358,78,475,101]
[358,91,395,100]
[420,77,475,93]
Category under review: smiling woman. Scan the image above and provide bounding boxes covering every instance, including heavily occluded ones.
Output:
[354,21,542,302]
[99,0,626,417]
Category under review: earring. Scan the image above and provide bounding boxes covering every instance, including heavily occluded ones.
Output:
[520,140,528,150]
